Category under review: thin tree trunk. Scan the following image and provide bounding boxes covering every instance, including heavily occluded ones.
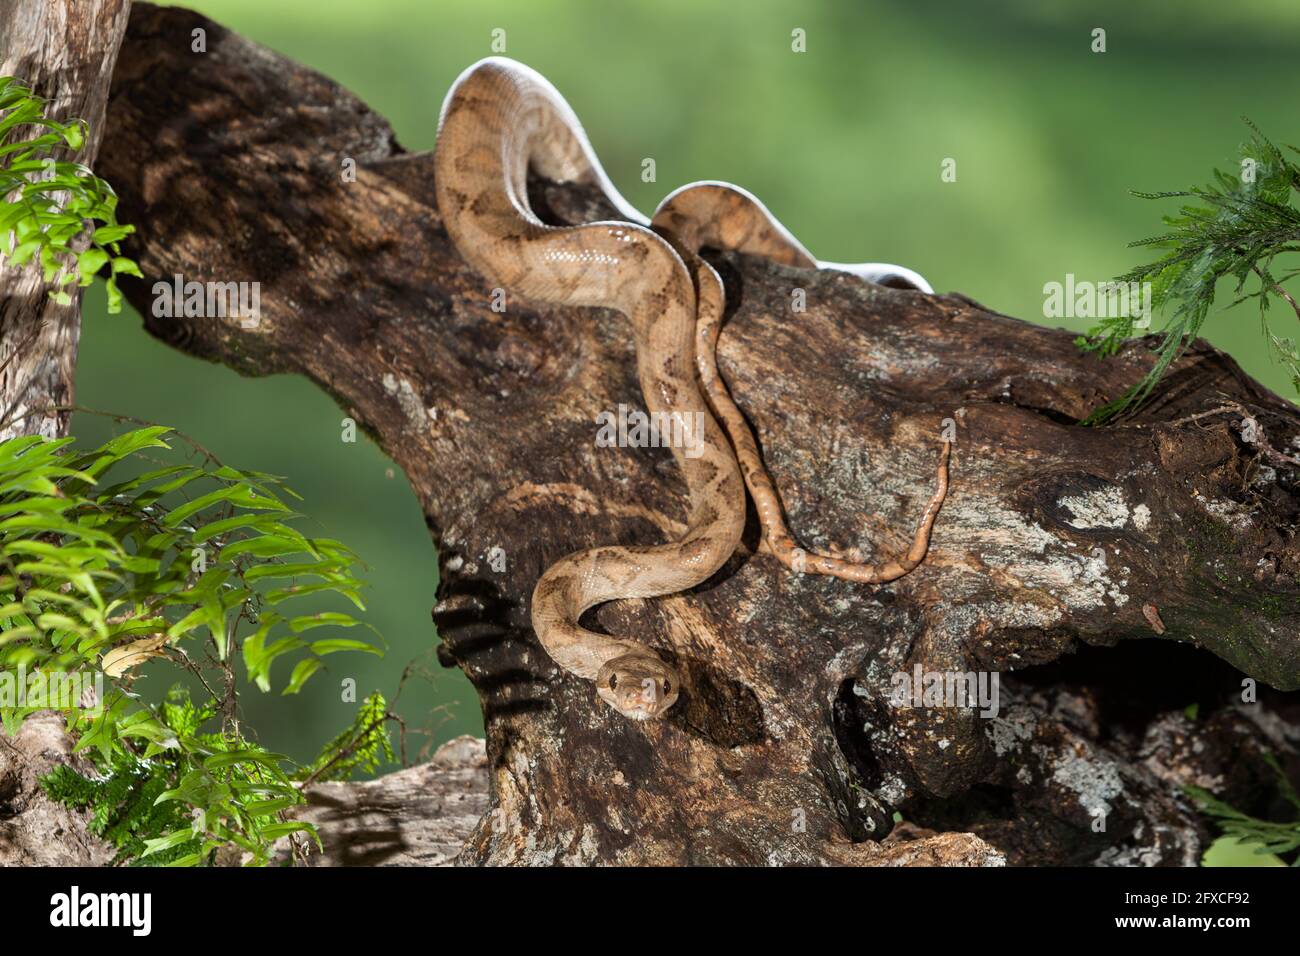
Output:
[0,0,132,865]
[0,0,132,441]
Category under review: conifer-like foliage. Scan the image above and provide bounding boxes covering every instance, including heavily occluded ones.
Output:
[300,691,396,783]
[0,424,391,865]
[0,76,139,311]
[1079,120,1300,422]
[1187,755,1300,866]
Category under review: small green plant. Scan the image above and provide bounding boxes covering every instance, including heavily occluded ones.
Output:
[0,75,139,311]
[0,422,389,864]
[1187,754,1300,866]
[40,685,312,866]
[1079,119,1300,422]
[41,687,399,865]
[300,691,396,784]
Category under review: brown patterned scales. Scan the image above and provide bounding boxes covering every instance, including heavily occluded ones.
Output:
[434,58,949,720]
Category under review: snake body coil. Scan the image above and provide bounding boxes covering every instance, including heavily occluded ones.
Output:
[435,58,949,721]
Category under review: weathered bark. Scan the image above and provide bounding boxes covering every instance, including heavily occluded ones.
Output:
[0,713,114,866]
[11,3,1300,866]
[0,0,132,440]
[280,736,491,867]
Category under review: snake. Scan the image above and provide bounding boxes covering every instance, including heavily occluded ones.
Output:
[434,58,951,721]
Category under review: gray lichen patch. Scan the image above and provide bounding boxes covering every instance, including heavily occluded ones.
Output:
[1192,490,1254,533]
[382,372,430,430]
[987,703,1037,756]
[1132,504,1151,530]
[1050,751,1123,819]
[1058,485,1130,530]
[942,496,1131,617]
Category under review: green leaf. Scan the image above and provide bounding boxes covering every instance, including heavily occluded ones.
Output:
[282,658,322,695]
[258,820,318,843]
[162,483,289,527]
[243,795,299,817]
[104,276,122,313]
[308,637,380,656]
[244,635,303,693]
[165,606,209,643]
[266,579,366,608]
[111,256,142,277]
[202,749,289,773]
[61,121,84,151]
[140,829,198,858]
[243,559,348,583]
[155,769,230,807]
[290,613,361,633]
[8,238,40,267]
[90,223,133,245]
[76,247,108,283]
[217,533,312,559]
[85,427,172,471]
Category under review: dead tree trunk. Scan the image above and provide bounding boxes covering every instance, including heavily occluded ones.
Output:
[0,0,132,441]
[9,3,1300,866]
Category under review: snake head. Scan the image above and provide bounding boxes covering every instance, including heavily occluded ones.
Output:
[595,654,680,720]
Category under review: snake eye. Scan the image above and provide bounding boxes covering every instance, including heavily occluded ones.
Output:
[608,674,618,690]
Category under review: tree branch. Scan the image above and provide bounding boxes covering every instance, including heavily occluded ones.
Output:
[12,2,1300,866]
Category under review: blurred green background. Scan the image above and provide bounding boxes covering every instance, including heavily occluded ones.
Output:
[70,0,1300,862]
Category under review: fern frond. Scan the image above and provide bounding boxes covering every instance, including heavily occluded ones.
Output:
[1080,119,1300,422]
